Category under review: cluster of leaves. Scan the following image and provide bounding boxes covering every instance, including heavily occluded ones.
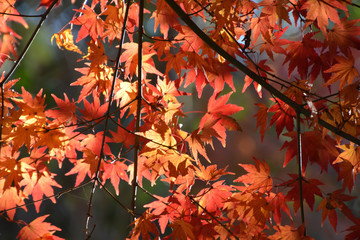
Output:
[1,0,360,239]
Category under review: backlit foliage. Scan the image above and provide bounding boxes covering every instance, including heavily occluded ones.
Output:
[1,0,360,239]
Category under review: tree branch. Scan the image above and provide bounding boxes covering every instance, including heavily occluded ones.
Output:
[164,0,360,145]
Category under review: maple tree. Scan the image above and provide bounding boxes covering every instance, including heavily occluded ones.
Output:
[1,0,360,239]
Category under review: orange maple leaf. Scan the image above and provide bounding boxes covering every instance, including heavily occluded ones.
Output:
[302,0,347,35]
[51,29,82,54]
[196,180,233,213]
[168,219,196,240]
[323,54,359,90]
[325,18,360,56]
[130,210,159,240]
[235,157,272,193]
[0,183,27,220]
[21,171,62,213]
[17,215,63,240]
[269,224,314,240]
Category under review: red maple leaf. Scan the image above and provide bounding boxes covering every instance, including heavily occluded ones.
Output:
[282,174,323,212]
[283,32,321,78]
[254,103,268,142]
[317,189,356,232]
[281,131,339,173]
[235,157,272,193]
[102,161,129,195]
[196,180,233,213]
[71,5,104,42]
[269,98,296,137]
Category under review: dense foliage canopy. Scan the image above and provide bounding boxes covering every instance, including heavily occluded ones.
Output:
[1,0,360,239]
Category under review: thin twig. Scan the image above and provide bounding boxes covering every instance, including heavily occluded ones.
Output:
[189,195,239,240]
[296,111,306,235]
[84,0,132,238]
[0,179,93,214]
[131,0,144,221]
[98,181,138,217]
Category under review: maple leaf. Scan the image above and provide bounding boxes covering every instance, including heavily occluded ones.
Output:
[206,61,237,96]
[167,219,196,240]
[335,160,357,192]
[269,224,314,240]
[283,32,322,78]
[129,210,159,240]
[102,4,124,43]
[302,0,347,35]
[333,143,360,169]
[46,93,76,124]
[206,92,243,117]
[260,0,291,28]
[266,192,292,225]
[196,180,233,213]
[83,40,107,69]
[152,0,179,39]
[345,222,360,240]
[72,64,114,99]
[323,54,359,90]
[186,130,209,162]
[65,150,99,187]
[281,131,339,173]
[17,215,63,240]
[163,52,187,78]
[0,150,34,191]
[332,143,360,191]
[195,164,232,182]
[269,98,296,137]
[102,161,129,195]
[120,42,163,77]
[110,121,136,148]
[254,103,268,142]
[37,0,62,9]
[250,16,273,45]
[235,157,272,193]
[51,29,82,54]
[0,182,27,220]
[317,189,356,232]
[71,5,104,42]
[153,37,174,58]
[325,18,360,56]
[175,25,205,53]
[282,174,323,212]
[259,26,289,61]
[78,92,107,122]
[21,171,62,213]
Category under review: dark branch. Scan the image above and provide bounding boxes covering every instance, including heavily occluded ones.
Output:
[165,0,360,145]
